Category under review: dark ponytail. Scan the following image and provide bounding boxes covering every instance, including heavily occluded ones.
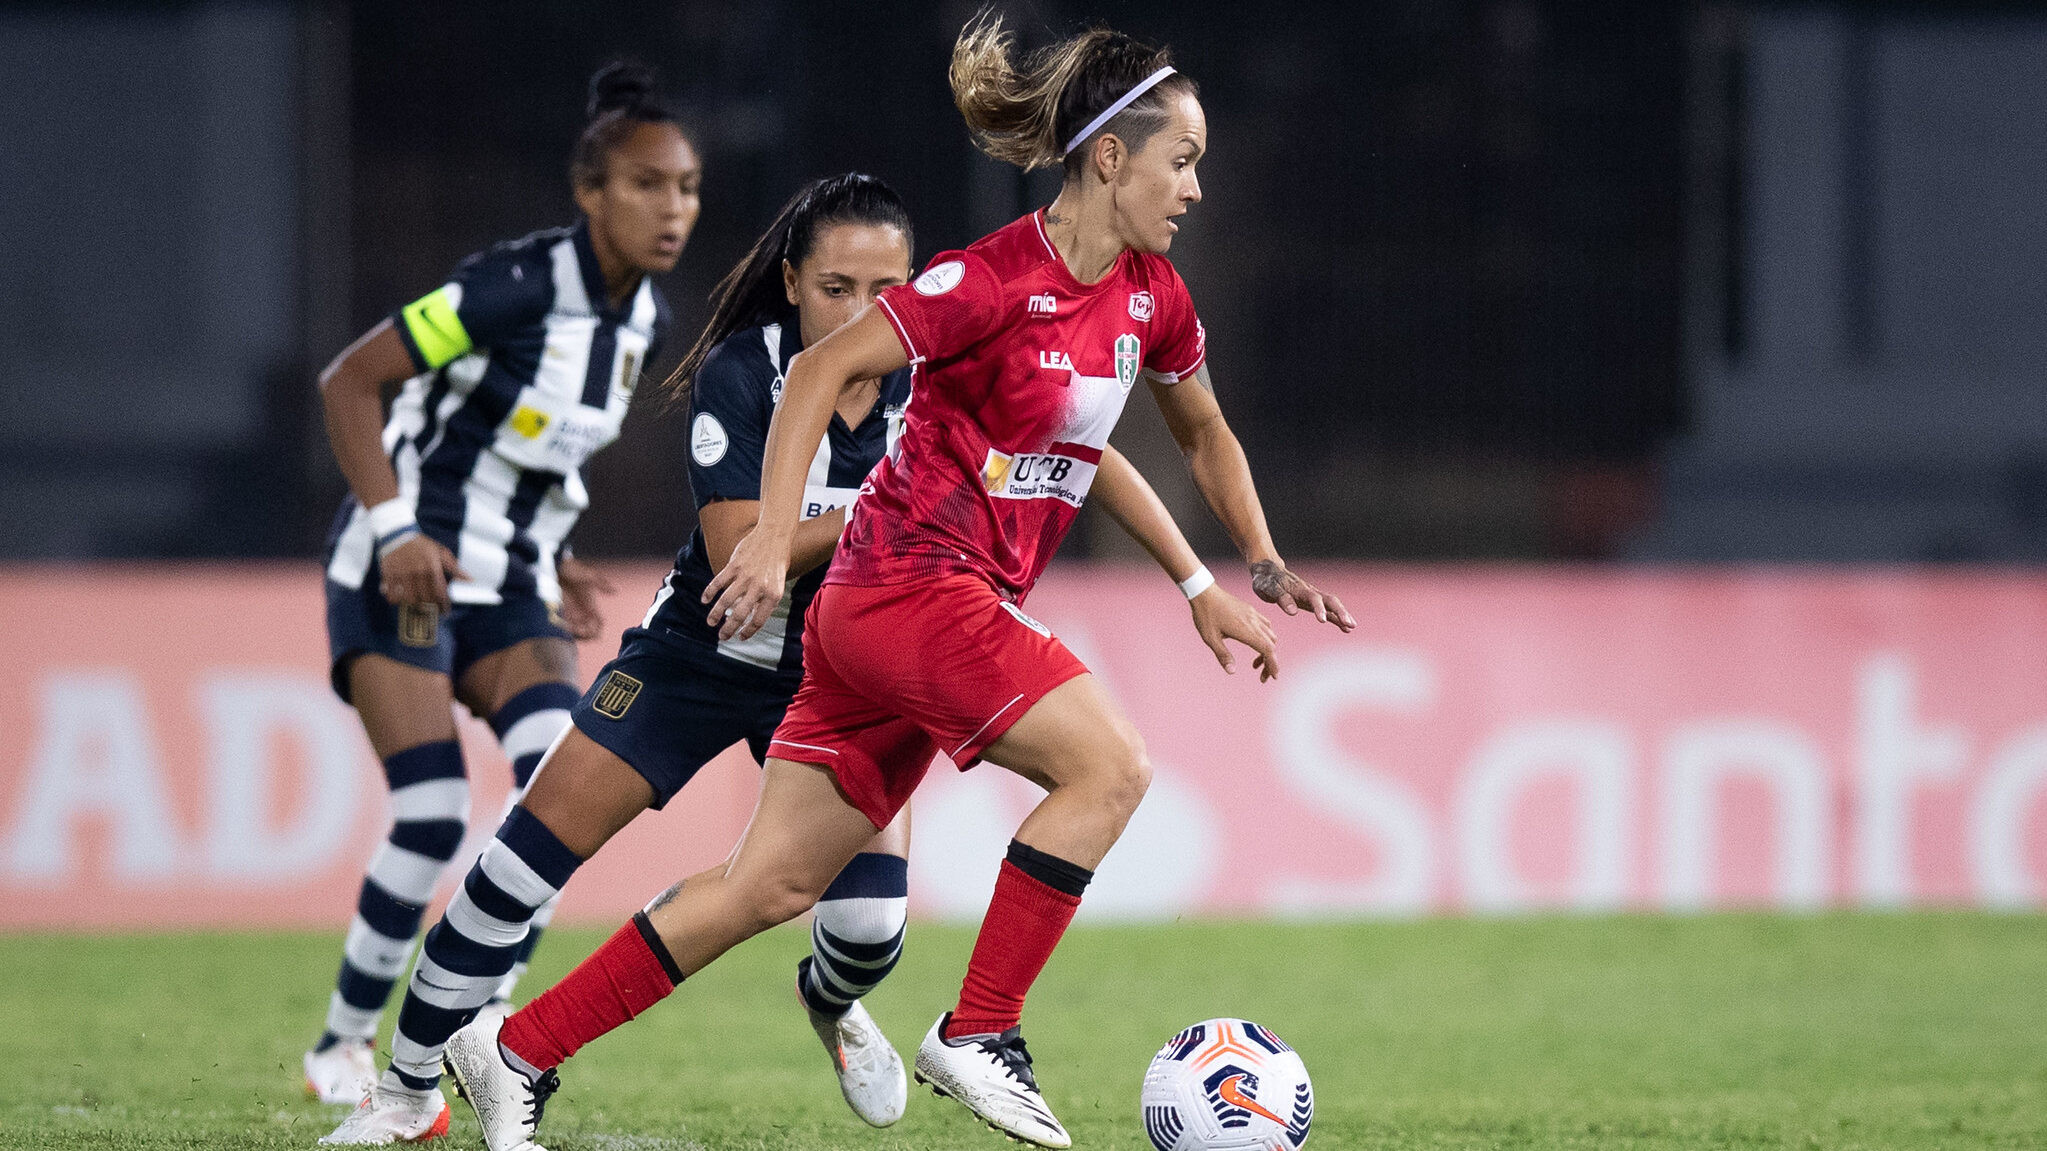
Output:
[571,59,689,189]
[659,173,912,406]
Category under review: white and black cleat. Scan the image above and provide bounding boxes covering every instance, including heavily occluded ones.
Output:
[803,990,907,1127]
[912,1013,1071,1148]
[442,1009,558,1151]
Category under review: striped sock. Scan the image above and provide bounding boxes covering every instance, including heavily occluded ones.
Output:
[382,806,582,1091]
[490,682,577,791]
[799,852,908,1018]
[317,741,469,1049]
[485,682,575,1002]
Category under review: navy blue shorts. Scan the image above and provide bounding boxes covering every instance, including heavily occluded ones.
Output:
[571,630,800,809]
[325,578,572,703]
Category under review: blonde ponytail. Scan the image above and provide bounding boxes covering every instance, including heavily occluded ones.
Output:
[949,14,1116,171]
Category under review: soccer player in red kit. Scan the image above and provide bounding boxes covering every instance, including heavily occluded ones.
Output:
[442,17,1353,1151]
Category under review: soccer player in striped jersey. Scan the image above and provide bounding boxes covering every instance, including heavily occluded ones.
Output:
[440,17,1352,1151]
[302,61,699,1112]
[323,171,1262,1145]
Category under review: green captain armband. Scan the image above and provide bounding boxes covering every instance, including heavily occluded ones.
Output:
[399,285,473,370]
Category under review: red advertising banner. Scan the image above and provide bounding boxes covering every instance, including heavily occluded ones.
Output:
[4,563,2046,929]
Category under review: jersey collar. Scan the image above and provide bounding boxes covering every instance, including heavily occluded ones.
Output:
[1030,208,1130,295]
[571,219,634,319]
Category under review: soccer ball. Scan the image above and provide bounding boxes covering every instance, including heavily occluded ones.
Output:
[1140,1018,1313,1151]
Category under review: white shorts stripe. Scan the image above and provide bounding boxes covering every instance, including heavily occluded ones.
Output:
[952,693,1027,758]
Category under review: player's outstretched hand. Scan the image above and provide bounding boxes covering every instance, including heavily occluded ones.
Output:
[380,534,468,610]
[1191,585,1282,682]
[556,555,615,641]
[703,526,790,642]
[1249,560,1356,632]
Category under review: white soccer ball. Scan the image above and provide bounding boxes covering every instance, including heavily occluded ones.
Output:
[1140,1018,1313,1151]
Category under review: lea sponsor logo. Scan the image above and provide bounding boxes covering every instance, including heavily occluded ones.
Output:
[1038,350,1075,372]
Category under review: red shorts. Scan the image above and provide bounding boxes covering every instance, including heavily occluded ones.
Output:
[768,574,1089,828]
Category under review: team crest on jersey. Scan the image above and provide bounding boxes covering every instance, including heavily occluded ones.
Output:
[1128,290,1155,322]
[592,670,643,719]
[1115,334,1141,393]
[619,350,641,395]
[397,604,439,648]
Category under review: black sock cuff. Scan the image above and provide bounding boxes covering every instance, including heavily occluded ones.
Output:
[631,911,686,985]
[1006,839,1093,897]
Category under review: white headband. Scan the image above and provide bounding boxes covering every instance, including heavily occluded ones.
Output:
[1061,66,1178,157]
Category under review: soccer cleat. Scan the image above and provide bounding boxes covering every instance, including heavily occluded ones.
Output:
[442,1009,558,1151]
[913,1013,1071,1148]
[317,1083,451,1145]
[304,1038,378,1106]
[801,988,907,1127]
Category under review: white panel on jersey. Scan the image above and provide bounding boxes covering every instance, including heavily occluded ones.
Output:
[714,436,853,670]
[640,571,677,628]
[451,452,520,603]
[326,503,373,588]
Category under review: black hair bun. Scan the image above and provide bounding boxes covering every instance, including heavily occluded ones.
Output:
[587,59,659,118]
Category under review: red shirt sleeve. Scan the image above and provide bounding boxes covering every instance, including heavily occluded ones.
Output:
[1142,258,1207,382]
[875,252,1004,366]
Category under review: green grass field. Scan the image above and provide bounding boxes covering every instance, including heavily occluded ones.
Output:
[2,913,2043,1150]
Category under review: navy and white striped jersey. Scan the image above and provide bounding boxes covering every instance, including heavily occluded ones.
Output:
[325,221,669,605]
[640,321,910,677]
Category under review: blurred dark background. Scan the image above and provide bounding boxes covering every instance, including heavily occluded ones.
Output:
[3,1,2044,564]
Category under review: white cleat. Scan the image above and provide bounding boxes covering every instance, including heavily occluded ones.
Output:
[804,995,907,1126]
[318,1083,451,1144]
[913,1014,1071,1148]
[442,1009,558,1151]
[305,1038,378,1106]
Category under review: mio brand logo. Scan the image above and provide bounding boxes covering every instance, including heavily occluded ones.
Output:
[1028,293,1057,315]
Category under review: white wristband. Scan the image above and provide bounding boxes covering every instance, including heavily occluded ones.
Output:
[1178,565,1215,600]
[366,497,416,540]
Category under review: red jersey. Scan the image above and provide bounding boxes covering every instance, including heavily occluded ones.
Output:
[828,210,1207,599]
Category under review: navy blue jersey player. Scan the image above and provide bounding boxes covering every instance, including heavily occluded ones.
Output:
[324,174,1227,1144]
[303,62,700,1112]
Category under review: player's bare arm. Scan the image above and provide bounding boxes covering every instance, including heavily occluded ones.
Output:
[1144,363,1355,632]
[703,304,908,639]
[1093,446,1281,679]
[553,553,614,640]
[698,498,848,576]
[317,318,467,608]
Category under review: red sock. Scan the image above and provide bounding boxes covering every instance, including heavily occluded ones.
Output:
[945,855,1084,1038]
[499,913,681,1072]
